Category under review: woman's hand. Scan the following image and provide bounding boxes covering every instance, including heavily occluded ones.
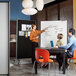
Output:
[54,46,58,48]
[44,27,48,30]
[36,36,39,39]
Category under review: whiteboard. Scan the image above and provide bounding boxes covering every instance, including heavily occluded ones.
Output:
[0,2,9,74]
[40,21,67,47]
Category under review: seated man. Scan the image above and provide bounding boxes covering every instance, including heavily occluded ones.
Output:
[56,28,76,70]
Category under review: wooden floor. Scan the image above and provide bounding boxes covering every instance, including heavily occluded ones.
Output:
[8,58,76,76]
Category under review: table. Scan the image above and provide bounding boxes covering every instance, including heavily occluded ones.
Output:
[35,47,65,74]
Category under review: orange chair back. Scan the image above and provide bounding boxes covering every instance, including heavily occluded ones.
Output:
[73,49,76,59]
[35,48,50,62]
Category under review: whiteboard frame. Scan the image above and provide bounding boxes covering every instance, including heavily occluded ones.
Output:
[40,21,68,47]
[0,1,9,75]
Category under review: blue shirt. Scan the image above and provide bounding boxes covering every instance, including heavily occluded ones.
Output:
[59,35,76,55]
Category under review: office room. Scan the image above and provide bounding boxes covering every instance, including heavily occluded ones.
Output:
[0,0,76,76]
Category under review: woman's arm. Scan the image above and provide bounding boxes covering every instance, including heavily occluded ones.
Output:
[59,38,74,49]
[56,41,59,46]
[37,27,48,34]
[37,30,45,34]
[60,40,63,46]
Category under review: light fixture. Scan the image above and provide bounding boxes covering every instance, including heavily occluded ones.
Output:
[22,0,38,15]
[22,0,33,8]
[36,0,44,11]
[22,8,37,15]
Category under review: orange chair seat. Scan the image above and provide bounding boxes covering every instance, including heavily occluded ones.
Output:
[39,59,53,63]
[66,58,76,59]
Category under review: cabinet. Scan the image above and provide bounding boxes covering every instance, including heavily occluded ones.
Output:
[10,21,16,34]
[10,42,16,57]
[10,21,16,57]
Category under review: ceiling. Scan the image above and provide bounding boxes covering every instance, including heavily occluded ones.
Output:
[44,0,55,4]
[32,0,56,8]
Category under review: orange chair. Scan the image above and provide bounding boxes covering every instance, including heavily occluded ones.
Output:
[67,50,76,70]
[66,49,76,60]
[32,48,54,76]
[35,48,53,63]
[72,49,76,59]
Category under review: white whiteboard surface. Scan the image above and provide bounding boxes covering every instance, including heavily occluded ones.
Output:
[40,21,67,47]
[0,2,9,74]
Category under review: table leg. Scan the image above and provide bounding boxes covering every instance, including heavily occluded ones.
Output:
[35,61,37,74]
[63,52,65,74]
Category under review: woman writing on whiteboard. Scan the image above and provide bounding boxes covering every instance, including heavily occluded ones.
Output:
[30,24,48,63]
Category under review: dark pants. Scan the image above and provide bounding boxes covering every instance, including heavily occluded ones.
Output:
[32,42,38,63]
[56,52,73,69]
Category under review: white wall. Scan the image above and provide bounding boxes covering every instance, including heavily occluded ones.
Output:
[0,2,9,74]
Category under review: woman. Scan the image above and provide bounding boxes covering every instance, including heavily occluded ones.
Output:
[56,33,63,46]
[30,24,48,63]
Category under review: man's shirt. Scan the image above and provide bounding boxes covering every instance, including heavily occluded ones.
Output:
[59,35,76,55]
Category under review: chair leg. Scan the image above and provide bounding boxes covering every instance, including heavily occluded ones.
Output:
[49,62,56,76]
[31,60,36,76]
[41,62,44,76]
[53,61,56,76]
[48,62,51,76]
[72,63,76,72]
[67,60,76,75]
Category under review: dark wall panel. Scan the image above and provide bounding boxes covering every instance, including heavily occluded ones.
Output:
[37,8,46,28]
[47,4,58,20]
[60,0,73,30]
